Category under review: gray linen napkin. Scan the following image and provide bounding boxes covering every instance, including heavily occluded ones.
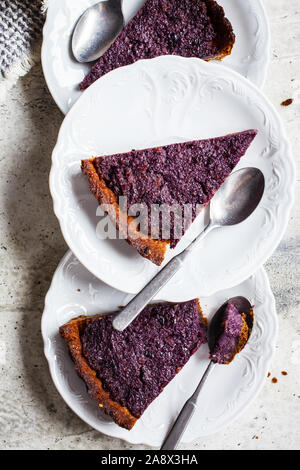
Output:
[0,0,47,97]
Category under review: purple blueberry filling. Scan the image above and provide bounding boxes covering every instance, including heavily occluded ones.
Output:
[80,0,234,90]
[209,303,245,364]
[81,300,207,418]
[94,130,257,246]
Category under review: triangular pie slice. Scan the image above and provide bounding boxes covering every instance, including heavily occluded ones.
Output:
[82,130,258,265]
[80,0,235,90]
[60,299,207,429]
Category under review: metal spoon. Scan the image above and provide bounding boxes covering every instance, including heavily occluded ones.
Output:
[161,296,253,450]
[113,167,264,331]
[72,0,124,63]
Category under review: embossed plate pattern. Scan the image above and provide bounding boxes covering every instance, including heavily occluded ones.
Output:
[50,56,295,297]
[42,0,270,114]
[42,251,277,445]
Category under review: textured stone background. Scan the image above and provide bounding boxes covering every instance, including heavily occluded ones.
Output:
[0,0,299,450]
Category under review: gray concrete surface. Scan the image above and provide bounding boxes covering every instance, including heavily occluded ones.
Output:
[0,0,299,450]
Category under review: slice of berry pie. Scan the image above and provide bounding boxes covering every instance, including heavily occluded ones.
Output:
[82,130,258,265]
[60,299,208,429]
[80,0,235,90]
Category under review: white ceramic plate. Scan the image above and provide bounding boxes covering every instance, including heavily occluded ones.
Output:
[42,0,270,114]
[50,56,295,298]
[42,250,277,445]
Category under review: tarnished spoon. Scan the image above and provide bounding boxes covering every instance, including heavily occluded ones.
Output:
[72,0,124,63]
[113,167,265,332]
[161,296,253,450]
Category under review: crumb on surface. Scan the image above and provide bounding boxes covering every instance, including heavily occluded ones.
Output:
[281,98,293,106]
[272,377,278,383]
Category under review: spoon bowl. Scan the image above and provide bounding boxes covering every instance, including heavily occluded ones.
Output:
[208,296,253,355]
[72,1,124,63]
[211,167,265,227]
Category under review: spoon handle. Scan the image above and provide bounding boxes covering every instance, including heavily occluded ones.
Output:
[161,361,215,450]
[112,250,187,331]
[112,222,215,331]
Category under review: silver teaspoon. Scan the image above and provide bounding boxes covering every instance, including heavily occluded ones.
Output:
[72,0,124,63]
[161,296,253,450]
[112,167,264,332]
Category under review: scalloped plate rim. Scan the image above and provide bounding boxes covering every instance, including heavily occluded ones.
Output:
[41,0,271,114]
[49,55,296,297]
[41,251,278,445]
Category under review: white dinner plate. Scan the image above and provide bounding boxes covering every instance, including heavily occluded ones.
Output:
[42,0,270,114]
[42,250,277,446]
[50,56,295,297]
